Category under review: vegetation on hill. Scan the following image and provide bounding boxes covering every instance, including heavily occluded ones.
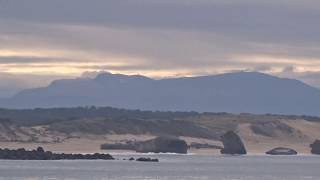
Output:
[0,106,199,126]
[0,106,319,142]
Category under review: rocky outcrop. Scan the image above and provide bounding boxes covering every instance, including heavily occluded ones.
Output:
[135,137,188,154]
[266,147,298,155]
[0,147,114,160]
[220,131,247,155]
[188,142,223,150]
[100,137,188,154]
[310,140,320,154]
[136,157,159,162]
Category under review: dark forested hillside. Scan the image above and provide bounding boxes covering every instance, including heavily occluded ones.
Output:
[0,107,199,126]
[1,107,319,127]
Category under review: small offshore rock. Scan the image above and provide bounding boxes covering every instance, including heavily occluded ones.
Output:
[37,147,45,153]
[136,157,159,162]
[266,147,298,155]
[136,136,188,154]
[188,142,223,150]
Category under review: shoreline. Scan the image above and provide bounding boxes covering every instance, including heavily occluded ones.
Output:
[0,142,315,156]
[0,147,317,157]
[0,144,318,161]
[0,132,317,156]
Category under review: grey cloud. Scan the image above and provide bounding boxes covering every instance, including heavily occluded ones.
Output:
[1,21,315,71]
[0,0,319,45]
[0,56,78,64]
[0,22,247,68]
[1,0,319,54]
[0,0,319,87]
[0,0,319,59]
[252,65,272,72]
[282,66,296,73]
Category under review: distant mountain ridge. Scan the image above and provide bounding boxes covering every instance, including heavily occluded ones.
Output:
[1,72,320,115]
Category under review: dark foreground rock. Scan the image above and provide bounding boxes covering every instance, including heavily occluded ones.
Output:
[310,140,320,154]
[220,131,247,155]
[136,137,188,154]
[188,142,223,150]
[136,157,159,162]
[266,147,298,155]
[0,147,114,160]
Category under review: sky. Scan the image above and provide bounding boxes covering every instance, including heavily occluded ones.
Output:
[0,0,320,97]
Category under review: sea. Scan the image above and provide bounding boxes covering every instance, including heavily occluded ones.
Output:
[0,154,319,180]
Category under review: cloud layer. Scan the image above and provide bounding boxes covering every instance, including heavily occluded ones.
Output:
[0,0,320,94]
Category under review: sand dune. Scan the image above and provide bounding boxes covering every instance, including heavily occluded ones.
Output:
[239,119,320,154]
[0,119,320,155]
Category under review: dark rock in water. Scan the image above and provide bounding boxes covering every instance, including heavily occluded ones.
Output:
[266,147,298,155]
[310,140,320,155]
[37,147,45,153]
[136,157,159,162]
[188,142,223,150]
[129,157,135,161]
[220,131,247,155]
[0,147,114,160]
[101,137,188,154]
[135,136,188,154]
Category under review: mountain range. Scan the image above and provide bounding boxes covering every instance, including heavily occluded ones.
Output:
[1,72,320,116]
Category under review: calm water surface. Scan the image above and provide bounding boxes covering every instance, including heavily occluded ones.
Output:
[0,154,319,180]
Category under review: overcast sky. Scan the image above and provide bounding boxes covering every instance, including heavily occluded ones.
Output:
[0,0,320,96]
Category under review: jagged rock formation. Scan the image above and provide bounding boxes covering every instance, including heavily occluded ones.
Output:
[310,140,320,154]
[266,147,298,155]
[0,147,114,160]
[220,131,247,155]
[135,137,188,154]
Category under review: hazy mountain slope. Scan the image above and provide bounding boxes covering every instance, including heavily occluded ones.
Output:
[1,72,320,115]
